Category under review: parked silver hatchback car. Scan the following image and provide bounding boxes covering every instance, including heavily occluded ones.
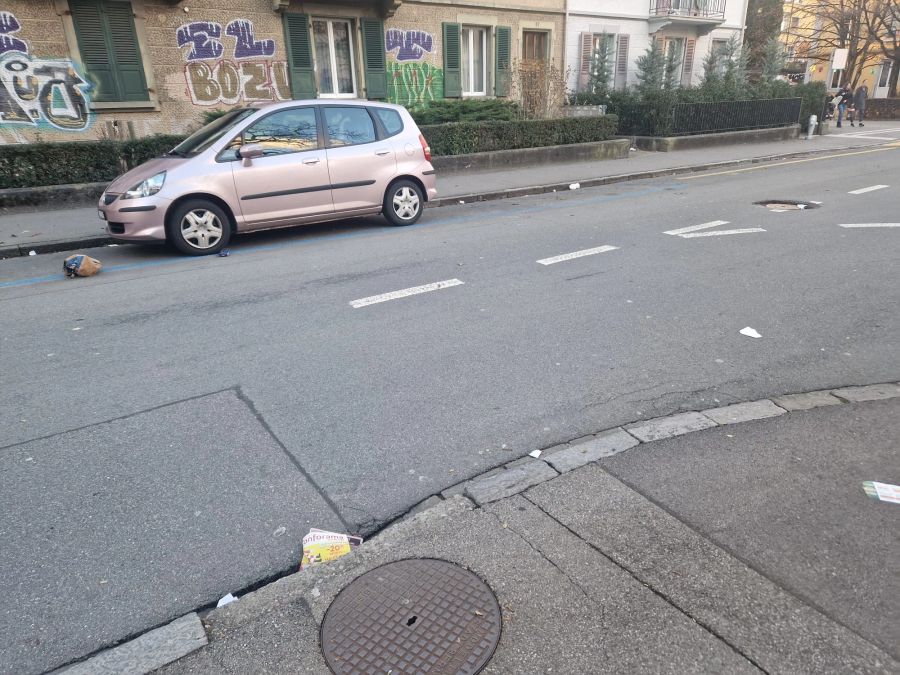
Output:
[98,100,437,255]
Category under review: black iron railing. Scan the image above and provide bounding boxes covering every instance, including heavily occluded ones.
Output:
[669,98,802,135]
[613,97,803,136]
[649,0,726,20]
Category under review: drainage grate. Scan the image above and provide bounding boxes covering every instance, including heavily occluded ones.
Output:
[320,558,502,675]
[755,199,820,211]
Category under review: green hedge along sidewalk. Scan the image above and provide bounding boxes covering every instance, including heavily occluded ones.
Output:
[0,117,617,190]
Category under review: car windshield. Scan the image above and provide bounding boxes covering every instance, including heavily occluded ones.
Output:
[170,109,257,157]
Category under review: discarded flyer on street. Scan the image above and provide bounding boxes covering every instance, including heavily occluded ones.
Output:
[300,528,363,570]
[862,481,900,505]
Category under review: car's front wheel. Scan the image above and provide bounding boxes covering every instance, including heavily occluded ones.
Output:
[383,179,424,226]
[168,199,231,255]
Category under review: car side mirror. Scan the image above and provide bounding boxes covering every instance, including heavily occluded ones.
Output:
[239,144,264,162]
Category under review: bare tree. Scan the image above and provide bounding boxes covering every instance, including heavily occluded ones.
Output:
[864,0,899,96]
[784,0,879,87]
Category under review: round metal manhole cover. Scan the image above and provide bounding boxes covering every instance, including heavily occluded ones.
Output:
[754,199,820,211]
[320,558,502,675]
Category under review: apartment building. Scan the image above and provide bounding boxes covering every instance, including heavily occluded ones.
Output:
[0,0,565,143]
[566,0,750,92]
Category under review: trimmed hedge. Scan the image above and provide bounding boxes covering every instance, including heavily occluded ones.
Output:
[411,98,522,125]
[0,116,620,188]
[0,135,185,189]
[421,115,618,156]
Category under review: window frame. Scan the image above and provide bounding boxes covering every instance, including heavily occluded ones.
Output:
[216,105,324,162]
[321,104,380,149]
[62,0,157,109]
[310,17,358,99]
[522,30,549,62]
[461,25,488,97]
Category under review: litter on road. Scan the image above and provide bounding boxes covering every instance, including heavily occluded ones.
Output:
[528,450,542,458]
[216,593,237,608]
[739,327,762,339]
[63,254,102,278]
[300,528,363,570]
[862,481,900,505]
[569,182,580,190]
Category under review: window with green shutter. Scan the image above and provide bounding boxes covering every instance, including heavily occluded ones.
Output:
[69,0,148,102]
[283,13,317,99]
[494,26,511,96]
[360,18,386,100]
[442,22,461,98]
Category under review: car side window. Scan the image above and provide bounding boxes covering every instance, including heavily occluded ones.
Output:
[233,108,319,159]
[372,108,403,137]
[323,107,377,147]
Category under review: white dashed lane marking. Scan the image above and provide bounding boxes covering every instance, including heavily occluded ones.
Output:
[848,184,889,195]
[349,279,464,308]
[664,220,765,238]
[838,223,900,229]
[536,245,619,266]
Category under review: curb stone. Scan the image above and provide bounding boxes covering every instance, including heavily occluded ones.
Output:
[1,142,885,259]
[50,382,900,673]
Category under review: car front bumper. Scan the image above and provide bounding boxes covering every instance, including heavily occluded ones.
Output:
[98,193,170,242]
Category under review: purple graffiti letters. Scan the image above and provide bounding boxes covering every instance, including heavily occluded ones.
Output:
[225,19,275,59]
[0,12,28,55]
[177,22,224,61]
[385,29,434,62]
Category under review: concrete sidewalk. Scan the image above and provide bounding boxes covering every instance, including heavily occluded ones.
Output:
[2,121,898,259]
[61,384,900,674]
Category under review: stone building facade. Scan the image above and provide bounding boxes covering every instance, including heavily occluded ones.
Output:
[0,0,565,144]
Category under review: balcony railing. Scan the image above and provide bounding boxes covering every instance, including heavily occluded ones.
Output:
[649,0,726,20]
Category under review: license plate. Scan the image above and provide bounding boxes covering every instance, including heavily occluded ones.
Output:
[98,209,106,220]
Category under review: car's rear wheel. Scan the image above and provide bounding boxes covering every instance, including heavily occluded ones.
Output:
[168,199,231,255]
[383,179,424,226]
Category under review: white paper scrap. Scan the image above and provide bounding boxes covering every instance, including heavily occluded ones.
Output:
[739,327,762,339]
[528,450,542,458]
[216,593,237,608]
[569,182,580,190]
[862,481,900,505]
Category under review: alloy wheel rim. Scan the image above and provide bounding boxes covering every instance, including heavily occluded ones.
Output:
[180,209,223,249]
[392,186,420,220]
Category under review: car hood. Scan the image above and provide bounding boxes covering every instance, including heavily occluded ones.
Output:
[105,156,189,194]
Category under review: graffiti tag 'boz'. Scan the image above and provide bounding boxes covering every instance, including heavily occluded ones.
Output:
[385,29,434,62]
[185,60,290,105]
[178,19,284,105]
[0,12,91,131]
[177,20,275,61]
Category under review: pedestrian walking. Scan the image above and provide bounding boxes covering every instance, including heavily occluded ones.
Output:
[835,85,852,128]
[853,84,868,127]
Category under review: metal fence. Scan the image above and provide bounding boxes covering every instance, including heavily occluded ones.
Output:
[649,0,726,20]
[613,97,803,137]
[669,98,803,135]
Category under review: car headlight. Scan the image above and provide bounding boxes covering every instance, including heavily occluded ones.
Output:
[122,171,165,199]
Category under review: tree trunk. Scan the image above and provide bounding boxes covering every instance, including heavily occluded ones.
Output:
[889,57,899,98]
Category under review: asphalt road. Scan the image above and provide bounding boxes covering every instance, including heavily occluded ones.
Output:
[2,143,899,673]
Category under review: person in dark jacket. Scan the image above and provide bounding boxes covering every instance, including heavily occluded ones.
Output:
[835,85,852,127]
[853,84,868,126]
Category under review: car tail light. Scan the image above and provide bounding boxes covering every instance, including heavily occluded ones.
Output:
[418,134,431,162]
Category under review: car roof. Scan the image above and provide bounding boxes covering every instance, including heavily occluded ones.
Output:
[248,99,405,112]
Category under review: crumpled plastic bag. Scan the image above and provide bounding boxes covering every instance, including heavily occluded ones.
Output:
[63,254,102,278]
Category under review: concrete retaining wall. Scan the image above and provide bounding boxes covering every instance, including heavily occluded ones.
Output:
[431,139,630,172]
[627,125,800,152]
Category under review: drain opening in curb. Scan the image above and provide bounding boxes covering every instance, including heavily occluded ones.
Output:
[755,199,820,211]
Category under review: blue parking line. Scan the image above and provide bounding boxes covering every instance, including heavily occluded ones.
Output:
[0,182,680,290]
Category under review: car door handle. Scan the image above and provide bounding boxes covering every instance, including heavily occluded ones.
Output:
[375,149,391,156]
[302,157,321,165]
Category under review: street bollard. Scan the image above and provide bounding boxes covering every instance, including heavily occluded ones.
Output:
[806,115,817,140]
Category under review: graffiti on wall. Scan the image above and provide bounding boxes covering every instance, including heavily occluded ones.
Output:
[177,19,287,105]
[0,13,91,131]
[384,28,443,108]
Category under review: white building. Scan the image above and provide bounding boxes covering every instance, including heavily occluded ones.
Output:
[566,0,751,92]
